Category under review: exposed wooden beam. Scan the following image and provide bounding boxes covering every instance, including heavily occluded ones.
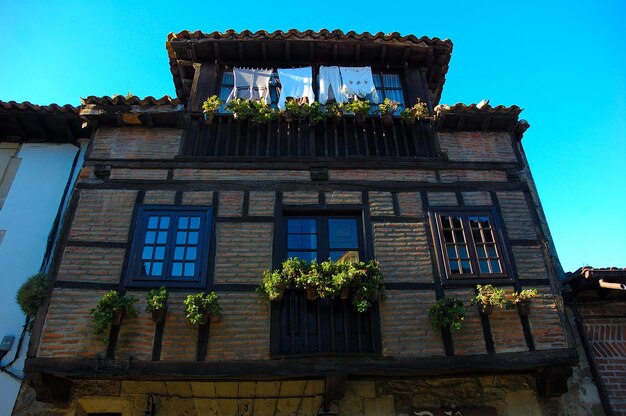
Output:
[62,117,76,141]
[190,44,197,62]
[261,42,267,61]
[238,42,244,61]
[456,115,465,131]
[285,41,291,61]
[333,43,338,62]
[213,42,220,62]
[481,116,491,131]
[355,43,360,62]
[401,46,410,64]
[379,45,387,64]
[309,42,315,61]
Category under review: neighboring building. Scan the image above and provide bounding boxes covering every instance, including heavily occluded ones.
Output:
[16,29,595,415]
[563,267,626,416]
[0,101,90,415]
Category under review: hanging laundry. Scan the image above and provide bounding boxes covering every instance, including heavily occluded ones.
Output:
[318,66,348,105]
[226,67,273,104]
[339,66,379,102]
[276,67,315,110]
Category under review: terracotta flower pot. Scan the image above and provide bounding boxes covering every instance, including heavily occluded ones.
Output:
[479,303,494,316]
[306,285,318,301]
[381,113,394,126]
[517,300,531,316]
[151,306,167,324]
[113,308,125,326]
[203,112,215,125]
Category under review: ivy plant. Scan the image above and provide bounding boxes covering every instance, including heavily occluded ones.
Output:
[89,291,138,343]
[184,292,222,325]
[429,296,466,333]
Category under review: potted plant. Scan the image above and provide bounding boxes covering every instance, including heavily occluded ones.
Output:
[184,292,222,325]
[145,286,169,323]
[250,100,278,124]
[511,288,539,316]
[16,272,49,320]
[331,261,357,300]
[351,260,384,313]
[378,98,400,126]
[324,102,344,124]
[256,257,310,301]
[284,99,308,123]
[307,102,325,126]
[90,291,138,343]
[400,100,429,124]
[470,284,511,315]
[429,296,466,333]
[345,99,371,124]
[201,95,222,125]
[225,98,255,120]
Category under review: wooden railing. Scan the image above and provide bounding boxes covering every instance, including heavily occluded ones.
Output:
[182,114,434,158]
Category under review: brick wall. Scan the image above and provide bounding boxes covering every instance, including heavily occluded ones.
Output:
[69,189,136,242]
[438,132,517,162]
[90,127,182,159]
[214,223,273,284]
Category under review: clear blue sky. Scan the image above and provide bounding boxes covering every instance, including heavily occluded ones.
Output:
[1,0,624,272]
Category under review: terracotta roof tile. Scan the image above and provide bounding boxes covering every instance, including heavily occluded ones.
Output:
[436,103,523,116]
[0,100,78,114]
[80,95,181,106]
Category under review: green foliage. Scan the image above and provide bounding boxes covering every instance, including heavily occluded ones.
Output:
[400,100,429,122]
[345,99,371,117]
[512,288,539,303]
[145,286,168,313]
[470,284,512,309]
[225,98,255,119]
[324,102,344,120]
[89,291,138,342]
[184,292,222,325]
[429,296,465,333]
[225,99,278,124]
[201,95,222,113]
[257,258,385,312]
[16,272,49,317]
[378,98,400,115]
[284,101,325,125]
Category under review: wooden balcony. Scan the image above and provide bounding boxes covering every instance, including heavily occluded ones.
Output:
[181,114,434,159]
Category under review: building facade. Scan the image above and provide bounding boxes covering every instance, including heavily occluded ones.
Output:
[0,101,89,415]
[17,30,596,415]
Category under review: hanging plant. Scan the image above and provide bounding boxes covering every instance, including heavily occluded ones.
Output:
[429,296,465,333]
[511,288,539,316]
[470,284,512,315]
[378,98,400,126]
[400,100,429,124]
[90,291,138,343]
[145,286,169,323]
[324,102,344,124]
[345,99,371,124]
[16,272,49,318]
[225,98,255,120]
[201,95,222,125]
[184,292,222,325]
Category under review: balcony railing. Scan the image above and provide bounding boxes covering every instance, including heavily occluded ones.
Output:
[182,114,434,158]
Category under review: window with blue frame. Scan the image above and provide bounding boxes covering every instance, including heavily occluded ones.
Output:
[125,206,212,288]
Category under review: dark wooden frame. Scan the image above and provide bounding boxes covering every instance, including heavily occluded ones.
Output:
[430,206,514,285]
[124,205,213,289]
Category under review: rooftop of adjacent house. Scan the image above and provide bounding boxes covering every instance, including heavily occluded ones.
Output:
[165,29,454,106]
[563,267,626,298]
[0,100,91,142]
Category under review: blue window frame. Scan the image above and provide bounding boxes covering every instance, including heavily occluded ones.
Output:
[125,206,212,288]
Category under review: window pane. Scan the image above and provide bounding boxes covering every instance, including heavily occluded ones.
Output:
[451,217,462,228]
[176,232,187,245]
[178,217,188,229]
[443,229,454,243]
[188,232,198,245]
[145,231,156,244]
[157,232,168,244]
[487,245,498,258]
[172,262,183,277]
[141,262,151,276]
[449,261,460,274]
[454,230,465,243]
[183,263,195,277]
[148,216,159,229]
[476,244,488,259]
[151,262,163,276]
[174,247,184,260]
[159,217,170,229]
[461,260,472,274]
[288,234,316,249]
[189,217,200,230]
[154,246,165,260]
[330,250,359,262]
[288,251,317,262]
[490,260,502,273]
[142,246,153,260]
[457,245,469,259]
[187,247,197,260]
[484,230,494,243]
[288,219,316,233]
[446,245,457,259]
[479,260,490,274]
[328,219,358,249]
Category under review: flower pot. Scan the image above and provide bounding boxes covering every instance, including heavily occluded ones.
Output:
[339,286,351,300]
[203,112,215,125]
[306,285,318,301]
[381,113,394,126]
[355,113,367,125]
[517,300,531,316]
[151,306,167,324]
[113,308,125,326]
[479,303,494,315]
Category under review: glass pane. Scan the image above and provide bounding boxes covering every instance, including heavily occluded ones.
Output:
[174,247,185,260]
[490,260,502,273]
[451,217,462,228]
[154,246,165,260]
[479,217,490,228]
[469,217,480,229]
[189,217,200,229]
[151,262,163,276]
[176,232,187,245]
[443,229,453,243]
[157,232,167,244]
[449,260,460,274]
[454,230,465,243]
[472,229,484,243]
[288,251,317,262]
[141,262,151,276]
[446,245,457,259]
[172,262,183,277]
[328,219,358,249]
[288,234,316,249]
[484,230,494,242]
[330,250,359,262]
[479,260,490,274]
[159,217,169,229]
[148,216,159,229]
[288,219,316,234]
[145,231,156,244]
[441,216,452,229]
[458,245,469,259]
[142,246,153,260]
[184,263,195,277]
[188,232,198,245]
[178,217,188,229]
[476,244,488,259]
[487,245,498,258]
[461,260,472,274]
[187,247,197,260]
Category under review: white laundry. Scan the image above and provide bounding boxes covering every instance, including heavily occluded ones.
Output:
[226,67,273,104]
[318,66,348,105]
[277,67,315,110]
[340,66,379,102]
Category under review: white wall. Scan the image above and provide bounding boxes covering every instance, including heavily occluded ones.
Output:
[0,141,87,415]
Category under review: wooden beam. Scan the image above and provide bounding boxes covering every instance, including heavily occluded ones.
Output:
[190,43,197,62]
[213,42,220,62]
[379,45,387,64]
[309,42,315,61]
[333,43,338,62]
[401,46,410,64]
[238,42,244,61]
[481,116,491,131]
[285,41,291,61]
[355,43,360,62]
[261,42,267,61]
